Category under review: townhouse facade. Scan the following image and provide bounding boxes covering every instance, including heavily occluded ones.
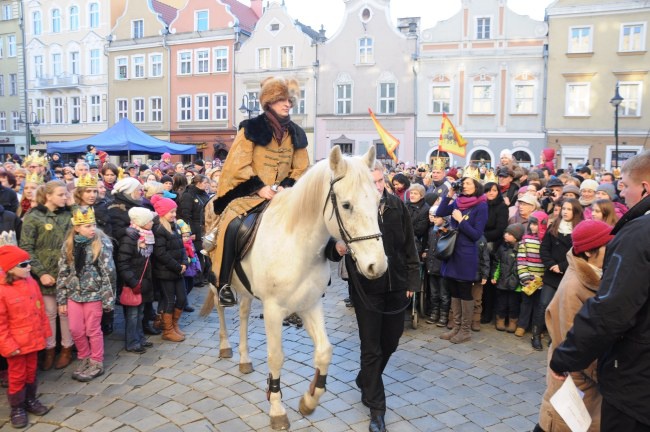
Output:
[417,0,548,169]
[546,0,650,171]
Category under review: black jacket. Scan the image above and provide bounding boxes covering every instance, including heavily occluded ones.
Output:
[550,196,650,426]
[117,228,153,302]
[107,193,143,243]
[178,185,210,240]
[0,185,18,214]
[540,229,572,289]
[405,199,430,254]
[345,191,420,295]
[0,204,21,243]
[501,183,519,208]
[153,221,187,280]
[484,195,509,245]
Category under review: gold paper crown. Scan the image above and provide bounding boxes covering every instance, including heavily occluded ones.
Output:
[77,174,98,188]
[176,219,192,235]
[431,157,447,171]
[23,151,47,167]
[463,165,482,182]
[71,207,96,226]
[25,172,44,185]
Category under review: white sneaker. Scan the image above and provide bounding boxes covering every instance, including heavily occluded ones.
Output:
[76,360,104,382]
[71,358,90,381]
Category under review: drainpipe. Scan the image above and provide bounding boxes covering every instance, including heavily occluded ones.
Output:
[162,26,171,161]
[18,1,30,154]
[409,21,419,164]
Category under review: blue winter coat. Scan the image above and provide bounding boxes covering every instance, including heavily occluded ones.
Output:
[436,196,488,282]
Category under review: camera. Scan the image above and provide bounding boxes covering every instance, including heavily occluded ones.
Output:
[451,181,463,194]
[542,189,555,197]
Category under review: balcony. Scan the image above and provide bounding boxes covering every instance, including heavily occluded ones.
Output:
[33,74,81,90]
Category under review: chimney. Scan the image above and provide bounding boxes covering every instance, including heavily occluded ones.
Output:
[250,0,263,18]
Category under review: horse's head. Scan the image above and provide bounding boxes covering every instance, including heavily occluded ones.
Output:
[326,146,388,280]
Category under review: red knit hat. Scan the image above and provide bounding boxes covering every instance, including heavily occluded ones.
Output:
[151,194,177,217]
[0,245,30,272]
[572,220,614,254]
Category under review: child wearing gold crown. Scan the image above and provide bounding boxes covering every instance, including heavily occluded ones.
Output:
[56,207,115,382]
[176,219,201,313]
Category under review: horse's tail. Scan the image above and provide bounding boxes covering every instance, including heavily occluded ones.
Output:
[199,283,218,317]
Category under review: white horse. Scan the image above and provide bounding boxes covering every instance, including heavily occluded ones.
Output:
[200,146,387,430]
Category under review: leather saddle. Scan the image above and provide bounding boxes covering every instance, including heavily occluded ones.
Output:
[219,201,269,294]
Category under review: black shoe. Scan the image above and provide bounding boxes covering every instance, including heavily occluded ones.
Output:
[125,346,147,354]
[218,286,237,307]
[532,334,543,351]
[142,340,153,348]
[101,323,113,335]
[344,297,354,308]
[143,321,161,335]
[184,305,195,313]
[369,411,386,432]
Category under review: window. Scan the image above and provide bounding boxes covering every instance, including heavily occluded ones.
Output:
[70,51,80,75]
[196,95,209,120]
[214,94,227,120]
[471,84,493,114]
[70,97,80,122]
[569,26,592,53]
[51,9,61,33]
[150,97,162,122]
[35,99,45,124]
[179,51,191,75]
[69,6,79,31]
[116,57,128,79]
[52,53,62,76]
[133,98,145,123]
[257,48,270,69]
[132,20,144,39]
[116,99,128,120]
[89,95,100,122]
[513,84,535,114]
[280,46,294,69]
[214,47,228,72]
[477,17,491,40]
[150,54,162,77]
[7,35,15,57]
[11,112,19,131]
[336,84,352,115]
[32,11,42,35]
[292,89,306,115]
[431,85,451,114]
[379,83,396,114]
[619,82,642,116]
[90,49,100,75]
[2,4,12,20]
[565,83,590,116]
[247,91,260,113]
[178,96,191,121]
[89,3,99,28]
[195,10,208,31]
[0,112,5,131]
[0,76,4,96]
[53,97,64,123]
[620,23,646,52]
[334,142,353,154]
[9,74,16,96]
[359,37,374,64]
[196,49,209,74]
[0,39,3,58]
[34,55,44,79]
[133,55,145,78]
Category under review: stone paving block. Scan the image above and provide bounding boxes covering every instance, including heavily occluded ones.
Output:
[99,400,137,418]
[204,406,239,425]
[314,415,357,432]
[88,417,124,432]
[503,414,536,430]
[62,410,104,429]
[132,413,177,431]
[435,410,469,427]
[465,409,501,428]
[40,406,77,423]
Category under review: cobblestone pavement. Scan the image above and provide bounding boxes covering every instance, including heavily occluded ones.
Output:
[0,266,547,431]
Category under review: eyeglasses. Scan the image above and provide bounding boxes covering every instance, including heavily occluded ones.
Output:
[17,260,32,268]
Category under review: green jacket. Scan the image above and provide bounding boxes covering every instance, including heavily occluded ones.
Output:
[19,204,72,296]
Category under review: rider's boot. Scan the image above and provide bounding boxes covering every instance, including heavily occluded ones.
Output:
[218,284,237,307]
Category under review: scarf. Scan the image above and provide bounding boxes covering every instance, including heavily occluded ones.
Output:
[558,219,573,235]
[73,235,92,276]
[456,194,487,211]
[183,239,195,259]
[579,197,595,207]
[588,262,603,279]
[130,223,155,257]
[265,111,291,143]
[20,197,31,215]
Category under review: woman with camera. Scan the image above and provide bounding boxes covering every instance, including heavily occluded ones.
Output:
[436,177,488,343]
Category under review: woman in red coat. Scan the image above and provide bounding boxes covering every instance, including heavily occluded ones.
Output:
[0,245,52,428]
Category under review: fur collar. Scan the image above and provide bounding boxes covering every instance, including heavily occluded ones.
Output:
[239,114,308,149]
[567,252,601,292]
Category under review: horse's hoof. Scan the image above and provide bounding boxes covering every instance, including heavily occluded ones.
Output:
[270,414,290,430]
[239,362,254,374]
[299,396,315,416]
[219,348,233,358]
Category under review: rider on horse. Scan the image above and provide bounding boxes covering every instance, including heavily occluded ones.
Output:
[209,77,310,306]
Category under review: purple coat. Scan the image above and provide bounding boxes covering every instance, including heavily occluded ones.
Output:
[436,196,488,282]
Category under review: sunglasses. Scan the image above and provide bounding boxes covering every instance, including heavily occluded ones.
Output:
[17,260,32,268]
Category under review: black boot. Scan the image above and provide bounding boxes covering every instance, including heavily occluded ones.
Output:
[8,388,28,428]
[218,285,237,307]
[101,310,114,335]
[531,325,543,351]
[369,410,386,432]
[24,382,50,416]
[142,318,161,335]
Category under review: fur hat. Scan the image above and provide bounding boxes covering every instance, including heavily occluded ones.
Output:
[572,220,614,254]
[128,207,155,228]
[259,77,300,110]
[0,245,30,272]
[505,223,525,241]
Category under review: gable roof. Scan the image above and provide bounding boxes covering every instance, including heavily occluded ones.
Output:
[151,0,179,26]
[220,0,259,33]
[294,19,325,42]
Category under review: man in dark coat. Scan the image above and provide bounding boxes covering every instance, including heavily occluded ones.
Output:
[497,167,519,207]
[550,151,650,431]
[342,161,420,432]
[0,180,18,214]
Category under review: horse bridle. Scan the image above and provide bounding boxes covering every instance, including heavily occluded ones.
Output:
[324,175,382,257]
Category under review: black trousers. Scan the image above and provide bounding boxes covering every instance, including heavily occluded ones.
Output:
[495,290,521,319]
[602,398,650,432]
[350,288,406,413]
[159,279,187,313]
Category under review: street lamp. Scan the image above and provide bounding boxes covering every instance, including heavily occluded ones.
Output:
[18,112,40,155]
[239,94,260,119]
[609,83,624,170]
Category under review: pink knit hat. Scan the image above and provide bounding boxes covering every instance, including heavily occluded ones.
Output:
[572,220,614,254]
[151,194,177,217]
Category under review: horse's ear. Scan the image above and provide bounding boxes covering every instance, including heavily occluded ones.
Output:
[362,146,376,169]
[329,145,347,176]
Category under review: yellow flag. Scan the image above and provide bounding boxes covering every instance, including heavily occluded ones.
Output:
[369,108,399,162]
[439,113,467,157]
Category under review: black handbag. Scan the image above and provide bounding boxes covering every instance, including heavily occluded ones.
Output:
[433,229,458,260]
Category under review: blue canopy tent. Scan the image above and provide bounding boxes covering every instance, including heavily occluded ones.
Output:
[46,118,196,155]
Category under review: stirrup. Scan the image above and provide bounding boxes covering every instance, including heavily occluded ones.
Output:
[218,284,237,307]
